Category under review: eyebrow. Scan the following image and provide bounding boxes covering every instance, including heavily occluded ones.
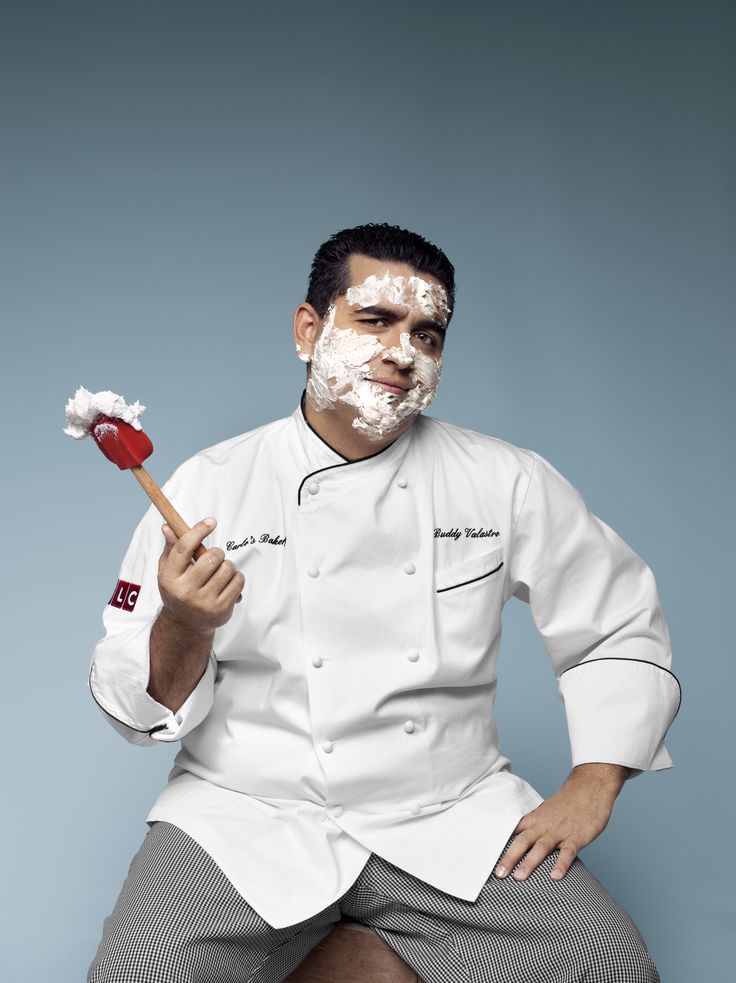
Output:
[353,305,447,336]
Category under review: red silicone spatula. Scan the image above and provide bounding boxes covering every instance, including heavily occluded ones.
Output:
[66,389,207,560]
[90,414,207,561]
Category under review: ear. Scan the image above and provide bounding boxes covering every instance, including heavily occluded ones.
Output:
[293,303,323,363]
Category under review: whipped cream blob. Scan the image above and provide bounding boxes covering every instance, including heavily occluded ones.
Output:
[306,272,447,439]
[64,386,146,439]
[345,270,450,322]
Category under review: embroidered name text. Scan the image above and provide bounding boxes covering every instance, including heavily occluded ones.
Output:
[434,527,500,540]
[227,534,287,551]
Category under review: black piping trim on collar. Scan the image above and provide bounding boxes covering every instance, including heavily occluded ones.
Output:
[300,390,349,463]
[559,657,682,719]
[297,391,400,504]
[89,665,171,737]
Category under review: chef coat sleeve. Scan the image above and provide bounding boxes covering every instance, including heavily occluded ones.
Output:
[88,460,217,747]
[508,450,681,778]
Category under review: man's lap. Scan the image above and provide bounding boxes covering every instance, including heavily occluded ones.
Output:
[344,837,660,982]
[88,822,659,983]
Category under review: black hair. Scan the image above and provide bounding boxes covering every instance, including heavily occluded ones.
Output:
[305,222,455,322]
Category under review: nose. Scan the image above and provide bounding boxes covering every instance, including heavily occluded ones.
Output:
[381,331,415,369]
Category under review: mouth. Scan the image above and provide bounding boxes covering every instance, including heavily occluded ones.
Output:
[367,377,412,395]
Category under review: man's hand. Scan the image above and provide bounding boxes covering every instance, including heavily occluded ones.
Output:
[494,763,631,882]
[147,518,245,713]
[157,518,245,632]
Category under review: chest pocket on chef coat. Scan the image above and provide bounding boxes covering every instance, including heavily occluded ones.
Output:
[433,545,505,658]
[435,545,504,594]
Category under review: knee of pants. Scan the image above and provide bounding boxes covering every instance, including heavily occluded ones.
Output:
[87,925,189,983]
[590,948,659,983]
[581,919,660,983]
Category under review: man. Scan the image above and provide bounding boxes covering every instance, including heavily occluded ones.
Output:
[88,223,680,982]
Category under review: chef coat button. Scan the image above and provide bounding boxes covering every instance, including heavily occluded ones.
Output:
[308,481,320,495]
[407,650,420,662]
[403,562,416,575]
[397,476,408,488]
[307,567,320,578]
[322,741,334,753]
[311,655,323,668]
[410,802,421,815]
[332,805,344,818]
[403,719,416,733]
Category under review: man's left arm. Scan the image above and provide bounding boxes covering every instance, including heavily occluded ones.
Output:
[495,762,629,881]
[496,450,681,881]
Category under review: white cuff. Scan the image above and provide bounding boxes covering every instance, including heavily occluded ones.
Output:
[558,657,681,774]
[148,665,215,742]
[89,619,216,745]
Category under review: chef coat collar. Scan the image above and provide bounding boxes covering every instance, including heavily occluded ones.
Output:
[292,391,414,497]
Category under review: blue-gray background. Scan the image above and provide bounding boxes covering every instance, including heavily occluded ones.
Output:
[2,1,733,979]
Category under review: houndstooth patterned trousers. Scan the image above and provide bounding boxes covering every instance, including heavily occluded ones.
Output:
[88,821,660,983]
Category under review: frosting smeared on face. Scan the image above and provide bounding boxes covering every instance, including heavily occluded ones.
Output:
[344,271,451,322]
[306,272,447,439]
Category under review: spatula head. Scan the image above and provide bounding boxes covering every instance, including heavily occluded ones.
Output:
[91,414,154,469]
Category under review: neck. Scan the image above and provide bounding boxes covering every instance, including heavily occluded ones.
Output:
[302,392,412,461]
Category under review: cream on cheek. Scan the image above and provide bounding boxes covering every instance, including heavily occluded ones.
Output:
[306,304,384,411]
[306,273,446,439]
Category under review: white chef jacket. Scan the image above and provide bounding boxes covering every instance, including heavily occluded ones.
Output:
[89,398,680,929]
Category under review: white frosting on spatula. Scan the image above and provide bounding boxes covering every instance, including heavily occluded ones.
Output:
[64,386,146,439]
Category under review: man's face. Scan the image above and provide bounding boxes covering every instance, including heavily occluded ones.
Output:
[303,255,450,440]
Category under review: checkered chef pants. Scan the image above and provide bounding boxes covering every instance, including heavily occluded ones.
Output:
[88,821,660,983]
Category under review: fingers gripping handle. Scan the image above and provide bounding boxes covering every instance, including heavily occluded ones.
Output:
[130,465,208,560]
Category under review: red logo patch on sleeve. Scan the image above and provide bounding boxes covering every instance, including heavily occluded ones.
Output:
[109,579,141,612]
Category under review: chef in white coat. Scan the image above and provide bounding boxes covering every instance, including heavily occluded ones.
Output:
[87,223,680,983]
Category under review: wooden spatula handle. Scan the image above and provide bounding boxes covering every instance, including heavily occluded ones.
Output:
[130,464,207,561]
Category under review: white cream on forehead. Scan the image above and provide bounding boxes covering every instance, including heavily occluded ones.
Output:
[64,386,146,439]
[345,271,450,322]
[306,271,445,439]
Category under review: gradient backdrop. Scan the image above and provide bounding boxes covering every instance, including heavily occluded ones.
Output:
[2,2,733,979]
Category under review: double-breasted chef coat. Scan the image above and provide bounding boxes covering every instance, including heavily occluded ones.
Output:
[89,397,681,929]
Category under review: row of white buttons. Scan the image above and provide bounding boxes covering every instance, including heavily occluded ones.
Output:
[306,471,413,819]
[329,803,420,818]
[321,721,416,752]
[306,477,409,497]
[304,476,411,579]
[312,652,419,668]
[309,563,416,578]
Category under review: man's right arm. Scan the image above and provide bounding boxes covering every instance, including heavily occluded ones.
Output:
[147,609,215,713]
[146,518,244,713]
[88,463,243,745]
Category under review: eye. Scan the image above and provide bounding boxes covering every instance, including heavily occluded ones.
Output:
[359,318,389,327]
[411,330,437,347]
